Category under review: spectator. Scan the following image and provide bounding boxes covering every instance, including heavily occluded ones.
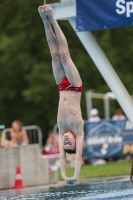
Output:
[0,131,6,147]
[88,108,101,122]
[42,130,60,171]
[43,129,59,154]
[112,108,126,120]
[5,120,29,147]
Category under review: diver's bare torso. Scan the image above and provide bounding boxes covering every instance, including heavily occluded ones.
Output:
[57,91,84,135]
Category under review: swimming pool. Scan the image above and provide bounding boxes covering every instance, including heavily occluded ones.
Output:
[0,178,133,200]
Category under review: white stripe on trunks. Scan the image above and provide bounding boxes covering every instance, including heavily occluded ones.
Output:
[65,85,72,90]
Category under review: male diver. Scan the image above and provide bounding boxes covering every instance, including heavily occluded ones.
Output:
[38,5,84,184]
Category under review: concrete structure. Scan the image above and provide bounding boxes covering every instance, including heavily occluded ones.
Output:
[0,144,57,190]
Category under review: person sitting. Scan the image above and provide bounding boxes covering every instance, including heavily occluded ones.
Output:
[43,129,59,155]
[42,130,60,171]
[88,108,101,122]
[112,108,126,120]
[5,120,29,147]
[0,131,6,147]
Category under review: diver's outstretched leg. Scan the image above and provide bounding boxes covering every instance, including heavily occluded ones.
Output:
[45,5,82,87]
[38,6,65,84]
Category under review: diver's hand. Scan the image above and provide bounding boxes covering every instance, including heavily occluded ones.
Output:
[66,179,77,184]
[65,177,78,184]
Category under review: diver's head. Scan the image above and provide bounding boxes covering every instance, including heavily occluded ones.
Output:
[63,130,76,154]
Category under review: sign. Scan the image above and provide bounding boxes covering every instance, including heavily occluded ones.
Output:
[84,119,133,159]
[76,0,133,31]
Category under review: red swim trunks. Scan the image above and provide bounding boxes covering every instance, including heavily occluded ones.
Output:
[57,77,83,92]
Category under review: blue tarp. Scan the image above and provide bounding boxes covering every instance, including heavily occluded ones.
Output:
[84,119,133,159]
[76,0,133,31]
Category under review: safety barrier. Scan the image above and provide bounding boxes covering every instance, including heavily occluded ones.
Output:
[4,125,43,149]
[0,144,57,190]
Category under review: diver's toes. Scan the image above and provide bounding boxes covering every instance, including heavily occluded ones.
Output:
[38,6,44,12]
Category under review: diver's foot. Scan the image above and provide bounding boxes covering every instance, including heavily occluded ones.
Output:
[44,5,56,23]
[38,5,48,23]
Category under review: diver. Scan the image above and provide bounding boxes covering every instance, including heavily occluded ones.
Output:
[38,5,84,184]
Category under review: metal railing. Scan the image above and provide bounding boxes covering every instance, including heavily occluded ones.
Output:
[4,125,43,149]
[86,90,133,120]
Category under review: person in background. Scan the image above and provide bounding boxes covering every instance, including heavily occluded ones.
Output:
[42,130,60,172]
[5,120,29,147]
[0,131,6,147]
[88,108,101,122]
[43,129,59,154]
[112,108,126,120]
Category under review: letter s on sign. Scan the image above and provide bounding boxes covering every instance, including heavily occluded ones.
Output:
[116,0,126,14]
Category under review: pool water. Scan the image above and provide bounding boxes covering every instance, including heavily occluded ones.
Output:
[1,179,133,200]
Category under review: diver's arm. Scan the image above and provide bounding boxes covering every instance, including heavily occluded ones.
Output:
[74,131,84,178]
[67,131,84,184]
[59,133,67,180]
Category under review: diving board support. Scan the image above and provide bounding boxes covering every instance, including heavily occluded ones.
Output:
[69,18,133,124]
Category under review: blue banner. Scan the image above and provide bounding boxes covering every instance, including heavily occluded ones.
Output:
[84,119,133,159]
[76,0,133,31]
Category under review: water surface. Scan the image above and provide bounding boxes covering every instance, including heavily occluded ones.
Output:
[1,179,133,200]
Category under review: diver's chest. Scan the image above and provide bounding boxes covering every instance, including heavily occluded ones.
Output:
[58,116,81,130]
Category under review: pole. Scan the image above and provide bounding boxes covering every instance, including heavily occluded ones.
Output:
[85,90,93,119]
[104,92,115,119]
[130,161,133,181]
